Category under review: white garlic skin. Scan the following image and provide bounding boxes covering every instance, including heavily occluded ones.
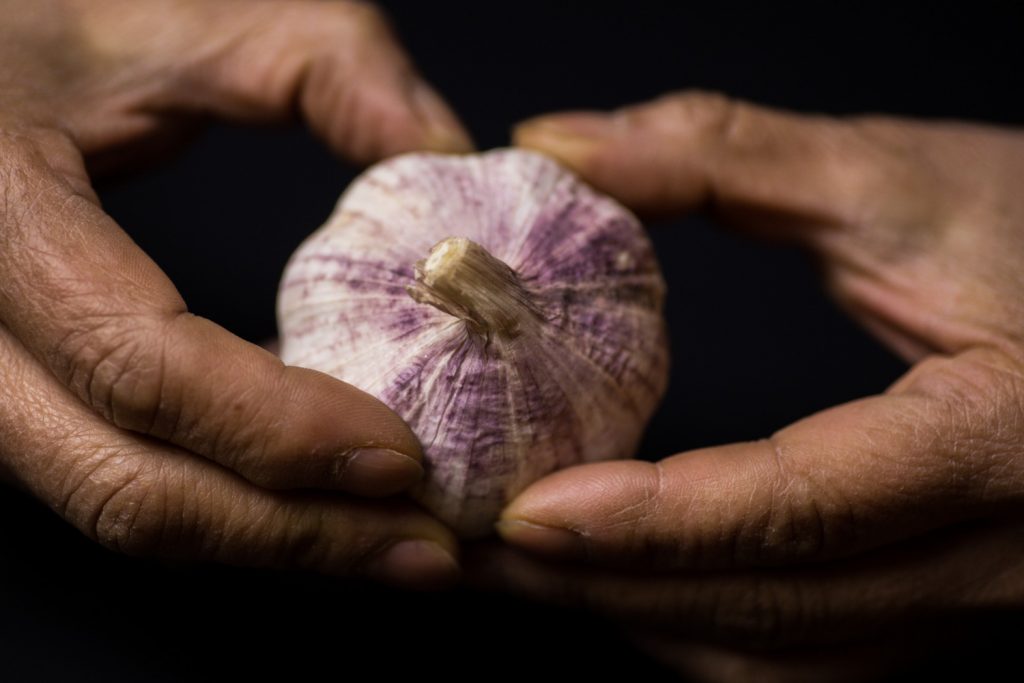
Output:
[278,148,669,538]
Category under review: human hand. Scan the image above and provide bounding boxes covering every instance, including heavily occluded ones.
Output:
[474,92,1024,678]
[0,0,472,587]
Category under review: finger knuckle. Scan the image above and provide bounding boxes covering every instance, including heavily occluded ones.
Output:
[660,90,735,121]
[653,91,779,163]
[739,438,858,565]
[57,315,175,436]
[582,462,680,563]
[61,450,175,557]
[630,462,686,564]
[286,509,349,569]
[276,505,367,573]
[897,351,1024,498]
[200,366,292,486]
[644,90,739,138]
[93,474,171,557]
[752,499,826,566]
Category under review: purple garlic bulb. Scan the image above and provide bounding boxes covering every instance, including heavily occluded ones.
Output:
[277,148,669,537]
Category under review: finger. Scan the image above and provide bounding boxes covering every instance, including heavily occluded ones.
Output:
[513,90,933,230]
[498,347,1024,569]
[71,0,473,162]
[0,127,424,496]
[516,95,1022,362]
[473,518,1024,647]
[0,321,458,589]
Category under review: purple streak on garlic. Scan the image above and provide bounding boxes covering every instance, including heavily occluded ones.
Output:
[277,148,669,538]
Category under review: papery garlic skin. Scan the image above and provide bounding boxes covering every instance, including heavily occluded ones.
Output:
[278,149,669,537]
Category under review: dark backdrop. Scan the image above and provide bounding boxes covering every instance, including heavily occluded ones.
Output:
[3,2,1022,680]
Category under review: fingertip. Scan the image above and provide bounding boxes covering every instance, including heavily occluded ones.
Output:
[333,447,424,497]
[363,539,461,591]
[512,112,614,171]
[408,80,476,154]
[494,465,602,555]
[497,460,667,563]
[515,111,622,140]
[421,124,476,155]
[262,366,425,493]
[501,459,644,520]
[494,519,588,561]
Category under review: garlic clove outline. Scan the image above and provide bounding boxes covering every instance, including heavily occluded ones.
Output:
[278,148,669,538]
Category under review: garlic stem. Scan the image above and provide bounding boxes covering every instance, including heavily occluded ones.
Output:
[407,237,541,339]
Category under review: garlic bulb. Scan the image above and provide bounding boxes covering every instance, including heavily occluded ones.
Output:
[278,149,669,537]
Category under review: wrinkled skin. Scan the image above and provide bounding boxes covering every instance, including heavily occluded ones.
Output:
[0,0,474,587]
[472,93,1024,680]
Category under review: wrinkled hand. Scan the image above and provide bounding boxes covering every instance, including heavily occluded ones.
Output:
[477,92,1024,679]
[0,0,473,587]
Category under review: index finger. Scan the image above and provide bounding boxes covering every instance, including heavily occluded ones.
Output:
[513,91,917,226]
[0,128,424,496]
[70,0,473,163]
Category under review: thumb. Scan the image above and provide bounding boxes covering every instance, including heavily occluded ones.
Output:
[513,91,881,230]
[497,349,1024,570]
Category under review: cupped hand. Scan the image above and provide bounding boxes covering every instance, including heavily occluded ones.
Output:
[0,0,473,587]
[476,92,1024,678]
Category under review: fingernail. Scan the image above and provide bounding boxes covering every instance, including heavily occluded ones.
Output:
[515,111,621,141]
[364,540,461,590]
[495,519,588,561]
[410,80,475,153]
[513,113,624,166]
[335,448,423,496]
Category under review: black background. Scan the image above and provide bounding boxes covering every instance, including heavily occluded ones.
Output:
[3,2,1023,680]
